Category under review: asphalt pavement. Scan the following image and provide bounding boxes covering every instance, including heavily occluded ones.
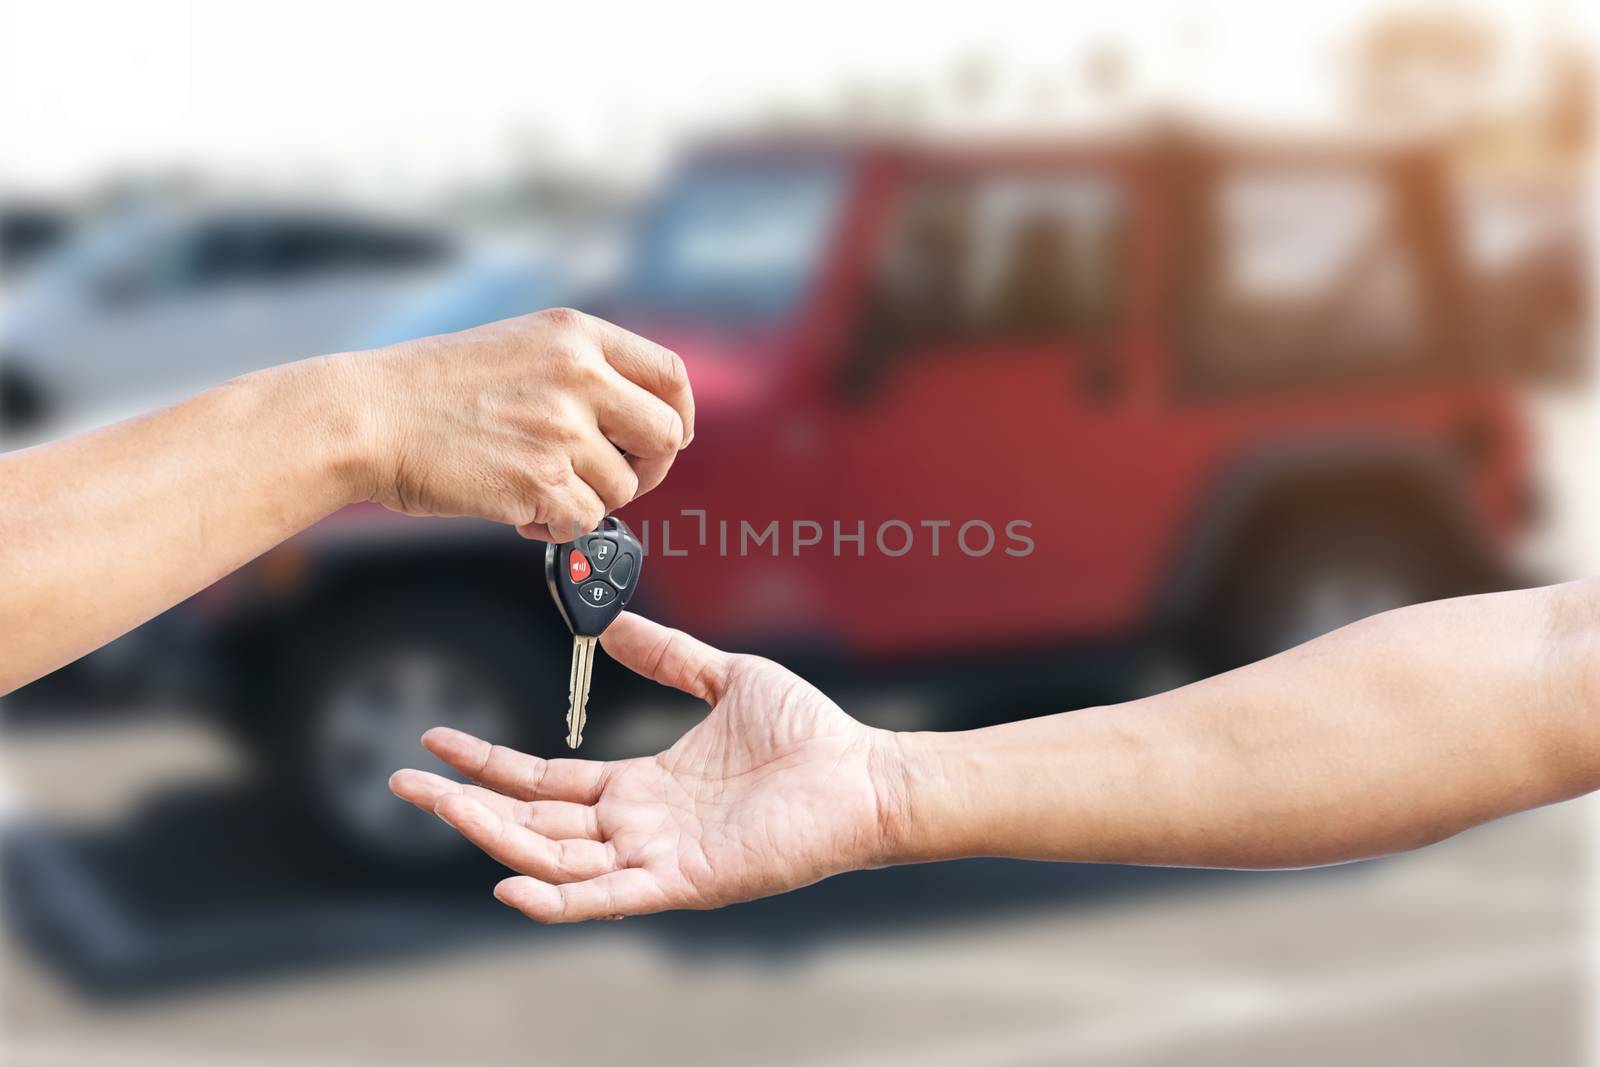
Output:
[0,711,1588,1066]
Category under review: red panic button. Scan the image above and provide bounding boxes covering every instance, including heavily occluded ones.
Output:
[568,549,591,583]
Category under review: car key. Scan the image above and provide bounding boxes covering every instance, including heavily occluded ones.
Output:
[545,516,643,749]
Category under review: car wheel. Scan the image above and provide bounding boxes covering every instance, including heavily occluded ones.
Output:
[267,591,566,870]
[1200,516,1450,674]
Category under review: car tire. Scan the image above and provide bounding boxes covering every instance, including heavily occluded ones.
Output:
[258,589,568,872]
[1197,514,1454,675]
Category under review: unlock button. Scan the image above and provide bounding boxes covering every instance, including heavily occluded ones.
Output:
[586,537,617,572]
[579,580,618,607]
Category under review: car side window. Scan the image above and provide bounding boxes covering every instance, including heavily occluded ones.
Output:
[257,222,446,279]
[143,217,445,293]
[1192,163,1425,386]
[970,175,1124,338]
[869,171,1125,348]
[868,179,974,344]
[158,219,265,290]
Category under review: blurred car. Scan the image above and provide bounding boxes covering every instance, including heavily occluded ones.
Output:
[1460,177,1590,382]
[144,130,1571,867]
[357,251,566,349]
[0,200,75,279]
[0,200,456,441]
[614,130,1544,669]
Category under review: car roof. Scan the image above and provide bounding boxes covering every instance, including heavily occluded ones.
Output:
[100,194,449,240]
[682,119,1443,174]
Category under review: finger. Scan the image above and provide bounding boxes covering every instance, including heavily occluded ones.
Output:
[514,521,558,543]
[584,316,695,444]
[388,768,521,819]
[595,371,685,460]
[522,800,604,841]
[422,727,610,804]
[391,770,603,841]
[627,453,675,498]
[594,375,683,498]
[524,474,606,543]
[494,869,669,923]
[571,431,640,513]
[598,613,733,703]
[433,794,618,883]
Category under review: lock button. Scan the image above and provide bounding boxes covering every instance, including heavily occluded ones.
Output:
[579,580,618,607]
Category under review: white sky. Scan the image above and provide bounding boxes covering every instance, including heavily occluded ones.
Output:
[0,0,1583,197]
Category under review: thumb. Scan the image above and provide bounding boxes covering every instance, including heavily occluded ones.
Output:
[599,613,734,704]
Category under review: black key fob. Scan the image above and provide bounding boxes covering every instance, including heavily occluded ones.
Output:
[545,516,643,638]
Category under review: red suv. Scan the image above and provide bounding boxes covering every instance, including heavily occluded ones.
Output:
[205,131,1549,864]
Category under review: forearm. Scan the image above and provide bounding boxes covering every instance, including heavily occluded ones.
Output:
[884,581,1600,869]
[0,357,368,694]
[0,310,694,698]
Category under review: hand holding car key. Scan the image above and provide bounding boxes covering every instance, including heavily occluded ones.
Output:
[545,516,644,748]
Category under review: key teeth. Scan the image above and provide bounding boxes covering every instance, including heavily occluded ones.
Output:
[566,705,583,749]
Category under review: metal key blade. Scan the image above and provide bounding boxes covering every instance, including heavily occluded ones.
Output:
[567,635,597,749]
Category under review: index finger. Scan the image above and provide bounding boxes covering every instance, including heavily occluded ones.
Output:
[583,315,695,444]
[421,727,609,804]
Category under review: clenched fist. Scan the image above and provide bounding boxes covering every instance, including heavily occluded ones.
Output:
[343,307,693,540]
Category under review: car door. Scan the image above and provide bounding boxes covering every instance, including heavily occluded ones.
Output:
[55,215,448,425]
[814,162,1153,658]
[50,215,283,422]
[241,217,451,373]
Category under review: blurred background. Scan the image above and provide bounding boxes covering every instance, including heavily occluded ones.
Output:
[0,0,1594,1062]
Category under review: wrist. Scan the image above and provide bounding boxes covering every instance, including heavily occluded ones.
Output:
[864,727,958,866]
[865,715,1111,867]
[252,354,384,508]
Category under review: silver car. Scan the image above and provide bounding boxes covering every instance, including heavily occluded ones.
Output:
[0,200,457,443]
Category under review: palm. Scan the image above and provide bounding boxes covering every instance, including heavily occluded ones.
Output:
[594,657,884,910]
[391,615,896,922]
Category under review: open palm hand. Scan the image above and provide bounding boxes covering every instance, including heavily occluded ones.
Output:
[390,614,903,921]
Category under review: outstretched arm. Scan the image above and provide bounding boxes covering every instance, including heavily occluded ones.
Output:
[0,309,692,695]
[889,579,1600,869]
[394,581,1600,922]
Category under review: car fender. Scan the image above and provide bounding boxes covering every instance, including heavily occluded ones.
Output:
[1152,434,1501,631]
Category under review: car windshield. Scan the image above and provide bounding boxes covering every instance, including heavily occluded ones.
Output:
[30,208,164,292]
[617,157,848,326]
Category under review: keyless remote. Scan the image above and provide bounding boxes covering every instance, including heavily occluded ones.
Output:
[545,516,643,748]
